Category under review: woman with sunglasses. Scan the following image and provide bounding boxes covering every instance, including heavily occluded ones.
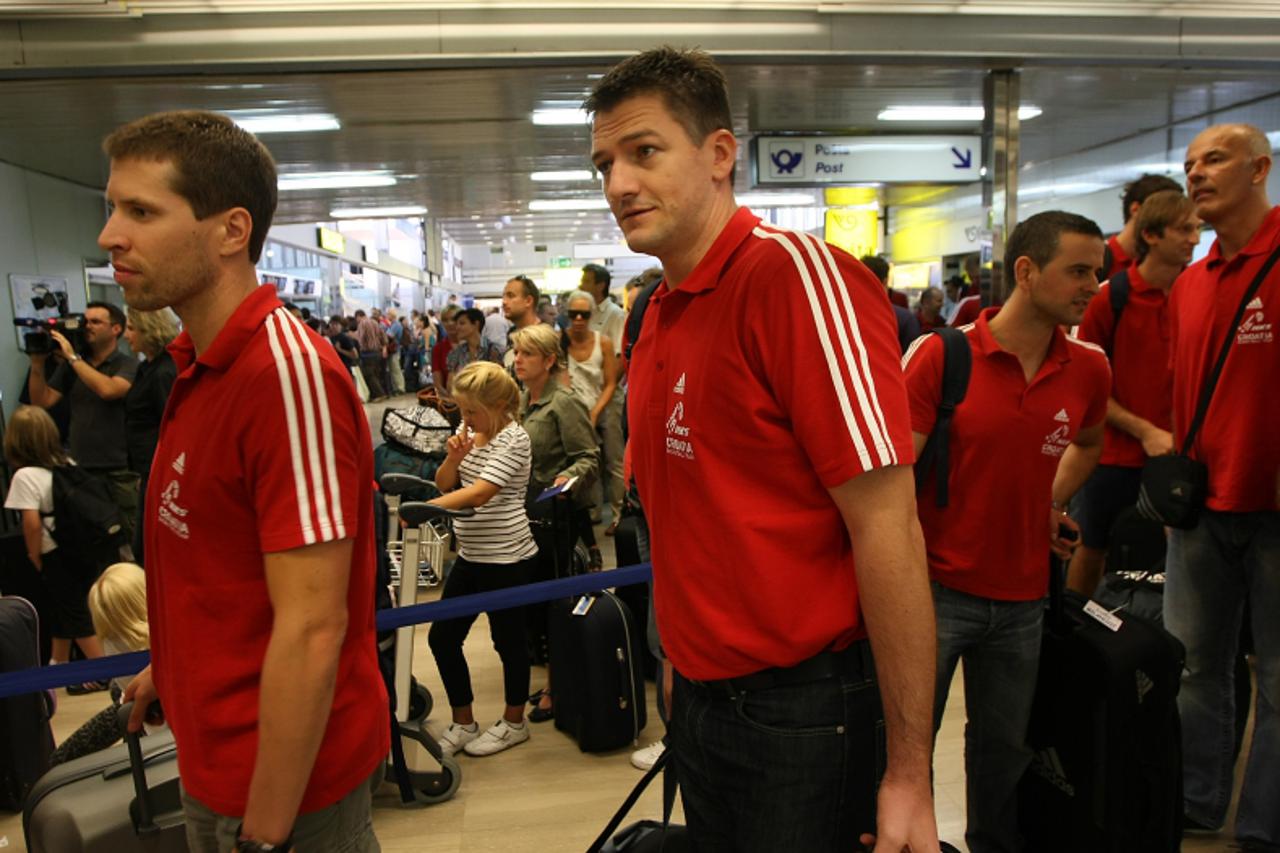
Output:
[562,290,620,571]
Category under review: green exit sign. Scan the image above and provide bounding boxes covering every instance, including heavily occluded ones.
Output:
[553,256,573,268]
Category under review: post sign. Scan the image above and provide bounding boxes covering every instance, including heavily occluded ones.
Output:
[753,136,982,185]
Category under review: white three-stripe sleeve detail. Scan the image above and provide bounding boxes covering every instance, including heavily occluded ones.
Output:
[901,329,934,369]
[795,230,896,466]
[264,314,318,545]
[275,310,340,541]
[283,312,347,540]
[752,226,873,471]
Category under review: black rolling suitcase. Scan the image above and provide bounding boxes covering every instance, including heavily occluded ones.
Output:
[550,591,647,752]
[0,595,55,811]
[24,703,186,851]
[611,514,657,680]
[1018,558,1185,852]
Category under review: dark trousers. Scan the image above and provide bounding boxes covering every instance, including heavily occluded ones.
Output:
[428,556,533,708]
[359,351,387,400]
[670,646,884,852]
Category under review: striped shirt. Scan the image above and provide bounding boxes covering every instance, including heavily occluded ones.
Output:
[453,421,537,563]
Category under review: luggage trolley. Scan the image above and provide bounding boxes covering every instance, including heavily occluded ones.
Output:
[379,473,470,805]
[383,476,443,590]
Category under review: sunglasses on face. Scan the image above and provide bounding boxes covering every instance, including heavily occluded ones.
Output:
[568,309,592,320]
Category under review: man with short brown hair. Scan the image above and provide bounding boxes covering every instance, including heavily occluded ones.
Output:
[588,47,939,853]
[100,110,387,853]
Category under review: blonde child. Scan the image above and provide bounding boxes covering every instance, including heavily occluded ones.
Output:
[50,562,152,764]
[427,361,538,758]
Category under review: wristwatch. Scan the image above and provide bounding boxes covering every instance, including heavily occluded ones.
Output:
[68,354,82,363]
[235,824,292,852]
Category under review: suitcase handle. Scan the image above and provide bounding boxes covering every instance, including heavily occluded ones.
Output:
[116,701,162,836]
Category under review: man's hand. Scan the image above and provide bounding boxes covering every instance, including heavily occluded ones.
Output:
[858,773,941,852]
[1051,508,1081,559]
[122,665,164,732]
[49,329,76,362]
[1140,425,1175,458]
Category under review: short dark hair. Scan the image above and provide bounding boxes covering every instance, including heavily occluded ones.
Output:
[103,110,278,263]
[582,263,612,294]
[584,46,733,155]
[459,307,485,328]
[1121,174,1183,222]
[328,315,346,327]
[86,300,126,334]
[1134,189,1196,262]
[510,274,540,303]
[859,255,890,285]
[1004,211,1104,292]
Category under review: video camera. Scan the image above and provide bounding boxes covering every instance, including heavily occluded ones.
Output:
[13,314,87,356]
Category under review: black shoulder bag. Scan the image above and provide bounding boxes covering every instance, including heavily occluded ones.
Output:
[913,327,973,508]
[1137,244,1280,529]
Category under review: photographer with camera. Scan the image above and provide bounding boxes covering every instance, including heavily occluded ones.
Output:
[25,301,140,554]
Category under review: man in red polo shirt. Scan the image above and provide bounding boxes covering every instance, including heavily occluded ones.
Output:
[1101,174,1184,280]
[1165,123,1280,849]
[587,48,939,853]
[102,111,387,853]
[1068,189,1199,594]
[904,211,1111,853]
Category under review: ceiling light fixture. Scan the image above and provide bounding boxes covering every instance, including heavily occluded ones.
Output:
[230,112,341,134]
[278,172,396,191]
[532,108,591,126]
[876,105,1042,122]
[329,205,427,219]
[529,199,611,212]
[531,170,595,182]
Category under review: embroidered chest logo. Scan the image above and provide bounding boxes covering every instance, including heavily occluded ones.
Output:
[665,382,695,460]
[158,460,191,540]
[1041,410,1071,457]
[1237,297,1274,345]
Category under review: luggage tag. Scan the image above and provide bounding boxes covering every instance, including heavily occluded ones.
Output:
[572,595,596,617]
[1083,599,1123,632]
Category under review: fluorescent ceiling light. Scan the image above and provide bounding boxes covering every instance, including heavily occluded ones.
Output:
[329,205,427,219]
[529,198,611,212]
[532,108,590,126]
[877,105,1042,122]
[531,170,595,182]
[737,193,817,207]
[279,172,396,191]
[1018,182,1107,199]
[231,113,341,134]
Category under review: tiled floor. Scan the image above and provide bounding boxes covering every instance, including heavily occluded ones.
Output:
[0,393,1250,851]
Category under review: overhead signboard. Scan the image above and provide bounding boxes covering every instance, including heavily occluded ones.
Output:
[316,226,346,255]
[753,136,982,186]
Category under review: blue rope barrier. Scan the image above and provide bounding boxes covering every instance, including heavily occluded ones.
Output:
[0,562,652,700]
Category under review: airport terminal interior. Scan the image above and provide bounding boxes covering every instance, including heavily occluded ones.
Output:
[1,0,1278,850]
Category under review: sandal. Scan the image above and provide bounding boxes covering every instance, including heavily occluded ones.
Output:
[588,546,604,572]
[529,703,555,723]
[604,521,619,537]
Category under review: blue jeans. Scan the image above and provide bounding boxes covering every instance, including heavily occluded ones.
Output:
[932,582,1044,853]
[670,649,884,852]
[1165,510,1280,845]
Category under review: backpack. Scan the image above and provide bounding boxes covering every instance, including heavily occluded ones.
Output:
[912,328,972,508]
[1102,267,1131,358]
[620,276,664,445]
[399,322,414,351]
[45,465,126,575]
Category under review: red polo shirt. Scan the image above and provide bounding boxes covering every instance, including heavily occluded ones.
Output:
[1076,264,1173,468]
[1106,234,1134,279]
[904,309,1111,600]
[950,294,985,327]
[147,285,388,817]
[1169,206,1280,512]
[628,207,915,681]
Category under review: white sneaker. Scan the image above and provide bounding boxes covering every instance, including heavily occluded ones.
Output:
[463,719,530,756]
[630,740,666,771]
[438,722,480,757]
